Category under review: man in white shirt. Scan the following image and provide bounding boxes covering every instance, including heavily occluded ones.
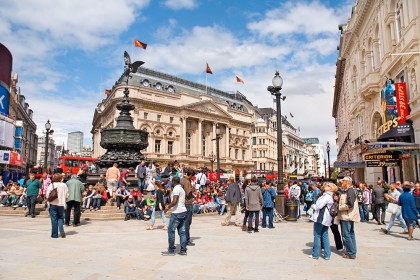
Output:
[195,169,207,191]
[289,182,302,218]
[162,176,188,256]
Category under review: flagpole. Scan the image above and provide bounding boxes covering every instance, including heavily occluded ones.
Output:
[131,38,134,60]
[206,72,208,94]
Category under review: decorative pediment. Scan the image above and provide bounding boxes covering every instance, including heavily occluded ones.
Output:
[184,100,232,119]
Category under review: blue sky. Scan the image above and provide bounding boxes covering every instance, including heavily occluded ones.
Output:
[0,0,353,160]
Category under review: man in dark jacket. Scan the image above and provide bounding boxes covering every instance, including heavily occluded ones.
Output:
[245,176,263,233]
[261,181,276,228]
[221,177,242,226]
[372,181,386,225]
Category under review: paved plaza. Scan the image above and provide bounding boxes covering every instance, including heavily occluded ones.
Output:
[0,214,419,280]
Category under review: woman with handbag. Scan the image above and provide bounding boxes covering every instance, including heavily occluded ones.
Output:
[309,182,338,260]
[381,183,408,235]
[46,173,68,238]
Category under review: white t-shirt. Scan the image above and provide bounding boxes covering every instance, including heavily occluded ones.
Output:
[171,184,187,214]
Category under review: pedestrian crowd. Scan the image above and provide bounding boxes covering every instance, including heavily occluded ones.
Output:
[2,163,420,258]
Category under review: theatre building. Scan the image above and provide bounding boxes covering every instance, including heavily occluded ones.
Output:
[333,0,420,184]
[92,67,255,173]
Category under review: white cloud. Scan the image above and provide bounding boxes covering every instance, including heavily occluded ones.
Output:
[247,1,344,37]
[163,0,197,10]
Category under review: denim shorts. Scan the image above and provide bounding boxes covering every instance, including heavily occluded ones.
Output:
[404,218,418,227]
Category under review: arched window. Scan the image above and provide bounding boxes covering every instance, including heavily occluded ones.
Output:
[186,132,191,155]
[202,134,206,157]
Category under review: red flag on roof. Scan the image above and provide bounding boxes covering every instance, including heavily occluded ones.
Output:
[105,89,110,95]
[134,39,147,49]
[206,63,213,74]
[236,76,244,84]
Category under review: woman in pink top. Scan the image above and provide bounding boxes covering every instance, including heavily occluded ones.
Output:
[41,173,52,209]
[46,173,69,238]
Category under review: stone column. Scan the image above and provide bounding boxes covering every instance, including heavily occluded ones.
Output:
[181,117,187,154]
[225,125,230,159]
[212,123,216,153]
[198,119,202,156]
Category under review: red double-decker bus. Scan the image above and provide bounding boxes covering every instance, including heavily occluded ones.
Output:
[58,156,96,174]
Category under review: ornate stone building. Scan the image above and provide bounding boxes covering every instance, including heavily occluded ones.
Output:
[333,0,420,184]
[92,67,254,173]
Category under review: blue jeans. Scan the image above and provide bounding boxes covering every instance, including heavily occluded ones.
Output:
[262,207,274,228]
[359,204,369,222]
[312,222,330,259]
[167,212,187,253]
[341,221,357,257]
[386,210,408,232]
[151,208,167,226]
[137,178,145,193]
[185,204,193,242]
[49,204,65,238]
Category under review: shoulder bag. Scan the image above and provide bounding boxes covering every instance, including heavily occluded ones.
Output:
[47,182,58,202]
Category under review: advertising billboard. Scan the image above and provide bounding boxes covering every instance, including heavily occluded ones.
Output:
[378,80,412,140]
[0,85,9,116]
[0,150,10,164]
[0,43,12,117]
[0,119,15,148]
[10,151,23,167]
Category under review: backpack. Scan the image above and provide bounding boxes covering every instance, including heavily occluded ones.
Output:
[356,189,363,203]
[329,201,339,218]
[305,191,313,202]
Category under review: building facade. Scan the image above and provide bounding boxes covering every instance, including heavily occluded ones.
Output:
[92,67,255,173]
[303,138,326,178]
[251,108,316,180]
[67,131,83,154]
[1,42,38,180]
[36,136,57,168]
[333,0,420,184]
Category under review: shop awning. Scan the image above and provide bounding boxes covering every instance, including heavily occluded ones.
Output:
[333,161,365,168]
[362,142,420,154]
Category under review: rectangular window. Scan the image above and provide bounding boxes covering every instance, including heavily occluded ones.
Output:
[168,141,173,154]
[157,115,161,122]
[155,140,161,153]
[242,150,246,160]
[235,149,239,160]
[144,112,148,120]
[252,137,256,145]
[170,117,174,124]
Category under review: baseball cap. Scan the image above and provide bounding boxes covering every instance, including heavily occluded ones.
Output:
[342,176,352,182]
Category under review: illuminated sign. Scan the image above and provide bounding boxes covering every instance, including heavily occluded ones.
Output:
[366,160,399,167]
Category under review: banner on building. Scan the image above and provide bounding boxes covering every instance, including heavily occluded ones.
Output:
[0,150,10,164]
[9,151,23,167]
[395,82,408,124]
[378,80,412,140]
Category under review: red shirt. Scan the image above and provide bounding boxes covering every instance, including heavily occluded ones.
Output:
[130,190,140,197]
[119,170,129,183]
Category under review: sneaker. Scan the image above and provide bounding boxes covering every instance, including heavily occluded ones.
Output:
[407,236,414,241]
[187,241,195,246]
[342,254,356,259]
[12,205,18,208]
[381,228,389,234]
[247,229,253,233]
[161,251,175,256]
[254,229,259,233]
[124,215,130,221]
[308,255,318,259]
[242,225,247,231]
[0,204,4,207]
[60,232,66,238]
[324,257,330,260]
[337,249,343,252]
[177,251,187,256]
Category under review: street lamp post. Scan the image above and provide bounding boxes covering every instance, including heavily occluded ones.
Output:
[267,71,285,190]
[209,151,216,172]
[324,159,327,180]
[43,120,54,169]
[215,124,221,182]
[326,141,331,180]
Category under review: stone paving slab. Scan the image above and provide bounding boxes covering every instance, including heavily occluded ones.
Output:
[0,214,419,280]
